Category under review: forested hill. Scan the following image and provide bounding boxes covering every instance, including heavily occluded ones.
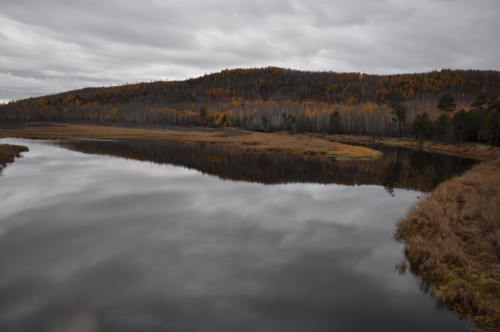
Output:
[1,67,499,140]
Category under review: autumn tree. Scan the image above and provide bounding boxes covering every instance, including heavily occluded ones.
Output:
[106,108,119,122]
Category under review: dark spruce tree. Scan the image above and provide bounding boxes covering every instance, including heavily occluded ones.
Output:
[437,93,457,113]
[412,112,433,140]
[389,94,406,137]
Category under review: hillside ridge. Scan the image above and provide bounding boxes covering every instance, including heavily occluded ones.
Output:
[1,67,499,140]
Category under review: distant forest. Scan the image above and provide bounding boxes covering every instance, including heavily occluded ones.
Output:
[1,67,499,144]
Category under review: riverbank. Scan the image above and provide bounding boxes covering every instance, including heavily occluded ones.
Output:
[321,134,500,161]
[0,122,381,160]
[396,161,500,329]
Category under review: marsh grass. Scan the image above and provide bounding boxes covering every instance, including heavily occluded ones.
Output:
[396,161,500,329]
[325,134,500,161]
[0,144,29,174]
[0,122,382,160]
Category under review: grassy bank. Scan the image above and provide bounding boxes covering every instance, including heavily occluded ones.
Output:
[322,134,500,161]
[0,122,381,160]
[324,132,500,328]
[396,161,500,329]
[0,144,29,173]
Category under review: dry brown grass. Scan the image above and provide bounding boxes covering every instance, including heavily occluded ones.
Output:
[322,134,500,161]
[0,144,29,173]
[0,122,382,160]
[396,161,500,329]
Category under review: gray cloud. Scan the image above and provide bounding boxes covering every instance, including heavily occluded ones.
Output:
[0,0,499,101]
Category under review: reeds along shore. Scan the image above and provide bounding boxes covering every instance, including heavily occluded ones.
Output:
[396,161,500,329]
[0,144,29,173]
[0,123,382,160]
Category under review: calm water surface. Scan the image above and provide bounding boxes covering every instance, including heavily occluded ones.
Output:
[0,138,477,332]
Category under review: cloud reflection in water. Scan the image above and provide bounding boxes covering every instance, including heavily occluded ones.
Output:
[0,139,473,332]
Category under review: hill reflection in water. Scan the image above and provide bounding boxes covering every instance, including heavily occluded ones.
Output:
[57,139,476,193]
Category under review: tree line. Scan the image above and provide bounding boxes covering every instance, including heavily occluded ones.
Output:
[1,67,499,144]
[411,94,500,145]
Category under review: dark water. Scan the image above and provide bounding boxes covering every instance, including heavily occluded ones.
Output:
[0,138,477,332]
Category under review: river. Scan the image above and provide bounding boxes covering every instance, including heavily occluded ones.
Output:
[0,138,478,332]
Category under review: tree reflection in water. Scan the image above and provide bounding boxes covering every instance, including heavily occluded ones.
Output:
[56,139,476,194]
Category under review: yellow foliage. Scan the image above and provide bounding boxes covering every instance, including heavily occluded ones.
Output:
[106,108,119,121]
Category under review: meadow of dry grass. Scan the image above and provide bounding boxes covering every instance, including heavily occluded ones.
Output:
[322,134,500,161]
[396,161,500,329]
[0,122,382,160]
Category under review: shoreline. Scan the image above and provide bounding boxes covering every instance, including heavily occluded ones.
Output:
[396,161,500,329]
[319,134,500,161]
[0,122,381,160]
[3,121,500,160]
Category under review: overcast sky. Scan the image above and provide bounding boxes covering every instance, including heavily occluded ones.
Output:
[0,0,499,102]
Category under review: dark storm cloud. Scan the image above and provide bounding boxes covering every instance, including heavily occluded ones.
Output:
[0,0,498,101]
